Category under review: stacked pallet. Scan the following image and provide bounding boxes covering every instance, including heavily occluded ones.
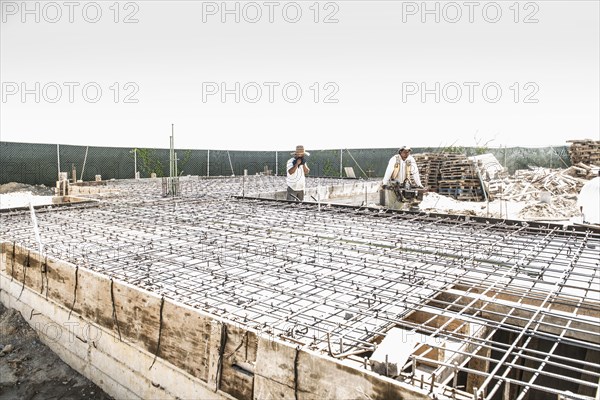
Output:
[413,153,436,189]
[413,153,462,191]
[567,139,600,165]
[414,153,485,201]
[439,158,485,201]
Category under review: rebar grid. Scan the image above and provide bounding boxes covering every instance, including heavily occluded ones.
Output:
[1,177,599,400]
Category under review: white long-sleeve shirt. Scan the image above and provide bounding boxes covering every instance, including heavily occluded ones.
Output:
[286,157,307,191]
[382,155,422,187]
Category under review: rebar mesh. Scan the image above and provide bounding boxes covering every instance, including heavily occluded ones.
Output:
[1,176,598,400]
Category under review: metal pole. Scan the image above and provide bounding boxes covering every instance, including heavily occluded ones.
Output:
[80,146,89,181]
[207,149,210,177]
[172,124,176,177]
[227,150,235,176]
[340,149,343,178]
[170,124,175,179]
[57,144,60,180]
[134,148,137,179]
[169,136,173,179]
[275,151,278,176]
[317,178,321,211]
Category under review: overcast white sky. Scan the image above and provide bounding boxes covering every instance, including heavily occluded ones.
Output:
[1,1,598,151]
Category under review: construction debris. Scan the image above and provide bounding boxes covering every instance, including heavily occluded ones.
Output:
[517,197,580,220]
[468,153,505,180]
[563,162,600,179]
[486,166,587,202]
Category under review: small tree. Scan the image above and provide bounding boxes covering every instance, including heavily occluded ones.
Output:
[177,150,193,175]
[136,148,164,177]
[322,159,336,177]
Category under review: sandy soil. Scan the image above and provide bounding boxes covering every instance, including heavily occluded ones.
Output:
[0,183,54,196]
[0,183,56,211]
[0,302,113,400]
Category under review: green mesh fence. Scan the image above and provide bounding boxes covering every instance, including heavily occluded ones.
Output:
[0,141,571,186]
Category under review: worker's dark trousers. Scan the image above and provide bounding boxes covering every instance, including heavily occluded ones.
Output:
[287,187,304,201]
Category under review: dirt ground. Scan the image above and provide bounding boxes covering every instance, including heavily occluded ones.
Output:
[0,302,113,400]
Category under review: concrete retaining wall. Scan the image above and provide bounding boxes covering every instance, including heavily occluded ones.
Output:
[256,180,381,205]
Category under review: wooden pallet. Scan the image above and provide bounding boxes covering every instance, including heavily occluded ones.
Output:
[567,139,600,164]
[414,152,485,199]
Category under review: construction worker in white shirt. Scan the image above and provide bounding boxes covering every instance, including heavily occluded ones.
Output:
[286,145,310,201]
[382,146,423,188]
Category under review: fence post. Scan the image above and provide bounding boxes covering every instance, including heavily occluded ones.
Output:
[56,144,61,181]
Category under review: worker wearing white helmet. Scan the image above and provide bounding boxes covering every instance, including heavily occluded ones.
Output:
[382,146,423,188]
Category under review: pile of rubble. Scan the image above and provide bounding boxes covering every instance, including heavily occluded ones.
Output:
[563,162,599,179]
[422,149,598,221]
[483,165,598,221]
[486,167,588,202]
[517,198,579,221]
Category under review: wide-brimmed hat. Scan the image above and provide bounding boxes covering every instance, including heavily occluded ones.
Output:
[291,145,310,156]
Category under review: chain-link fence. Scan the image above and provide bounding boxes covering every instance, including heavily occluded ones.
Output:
[0,141,571,186]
